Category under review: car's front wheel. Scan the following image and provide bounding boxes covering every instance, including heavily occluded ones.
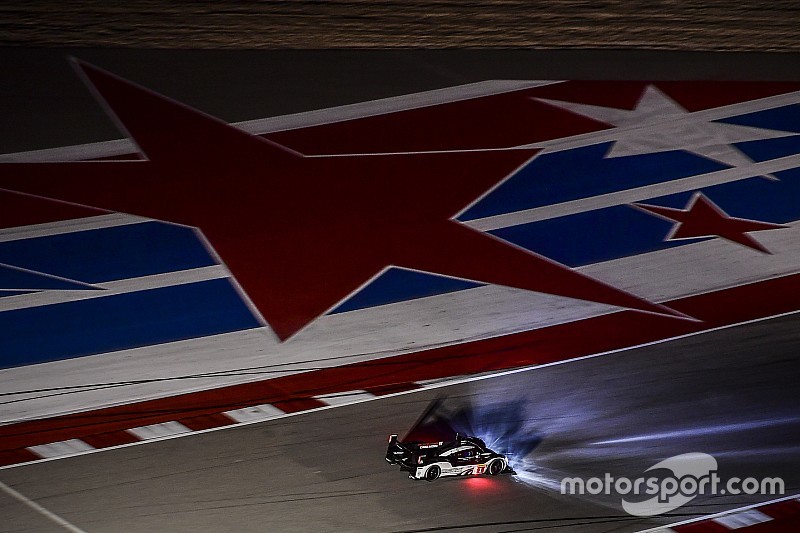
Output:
[488,459,504,476]
[425,465,441,482]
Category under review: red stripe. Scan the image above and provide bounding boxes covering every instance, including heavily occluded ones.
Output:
[0,190,105,229]
[745,518,800,532]
[272,398,327,413]
[81,431,140,449]
[179,413,236,432]
[746,515,800,532]
[1,273,799,463]
[761,499,800,519]
[0,448,40,467]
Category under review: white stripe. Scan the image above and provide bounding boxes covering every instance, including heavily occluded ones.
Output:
[0,480,87,533]
[127,421,191,440]
[0,80,554,162]
[223,404,284,423]
[465,152,800,231]
[712,509,773,528]
[0,139,143,163]
[314,390,376,406]
[0,213,148,242]
[0,264,228,312]
[27,439,94,458]
[240,80,556,135]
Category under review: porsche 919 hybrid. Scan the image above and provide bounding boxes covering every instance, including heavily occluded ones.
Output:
[385,433,513,481]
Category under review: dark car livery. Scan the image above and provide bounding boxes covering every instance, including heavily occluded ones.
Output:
[385,433,513,481]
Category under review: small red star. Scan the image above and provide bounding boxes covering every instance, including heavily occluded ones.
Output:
[633,193,787,254]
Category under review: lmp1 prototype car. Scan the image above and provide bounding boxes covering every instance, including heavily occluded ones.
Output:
[385,433,513,481]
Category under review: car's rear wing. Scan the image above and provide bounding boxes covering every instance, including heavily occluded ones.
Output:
[385,434,413,466]
[386,434,449,467]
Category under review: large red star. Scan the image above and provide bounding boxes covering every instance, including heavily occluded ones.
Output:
[633,193,787,254]
[0,60,686,340]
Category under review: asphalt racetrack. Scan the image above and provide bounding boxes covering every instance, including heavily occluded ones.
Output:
[1,50,800,532]
[1,313,799,532]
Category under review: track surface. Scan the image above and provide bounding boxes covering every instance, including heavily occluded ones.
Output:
[2,50,800,532]
[1,313,799,532]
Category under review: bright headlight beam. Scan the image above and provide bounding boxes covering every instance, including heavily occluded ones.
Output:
[591,416,800,445]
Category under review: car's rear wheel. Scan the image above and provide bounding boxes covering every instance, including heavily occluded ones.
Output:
[425,465,441,482]
[488,459,504,476]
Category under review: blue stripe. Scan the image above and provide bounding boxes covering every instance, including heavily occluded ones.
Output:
[330,268,481,314]
[721,103,800,134]
[721,104,800,162]
[0,222,215,284]
[0,278,259,369]
[735,135,800,163]
[489,205,700,268]
[458,143,726,221]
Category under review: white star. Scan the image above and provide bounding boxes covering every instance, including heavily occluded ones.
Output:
[535,85,797,180]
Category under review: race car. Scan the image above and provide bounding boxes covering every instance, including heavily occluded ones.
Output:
[385,433,513,481]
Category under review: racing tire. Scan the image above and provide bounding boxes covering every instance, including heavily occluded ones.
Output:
[488,459,504,476]
[425,465,441,482]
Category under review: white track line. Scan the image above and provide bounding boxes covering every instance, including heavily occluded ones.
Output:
[224,404,284,423]
[0,264,228,312]
[635,493,800,532]
[127,421,192,440]
[0,213,148,243]
[241,80,556,134]
[712,509,773,528]
[0,480,87,533]
[314,390,376,407]
[28,439,94,459]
